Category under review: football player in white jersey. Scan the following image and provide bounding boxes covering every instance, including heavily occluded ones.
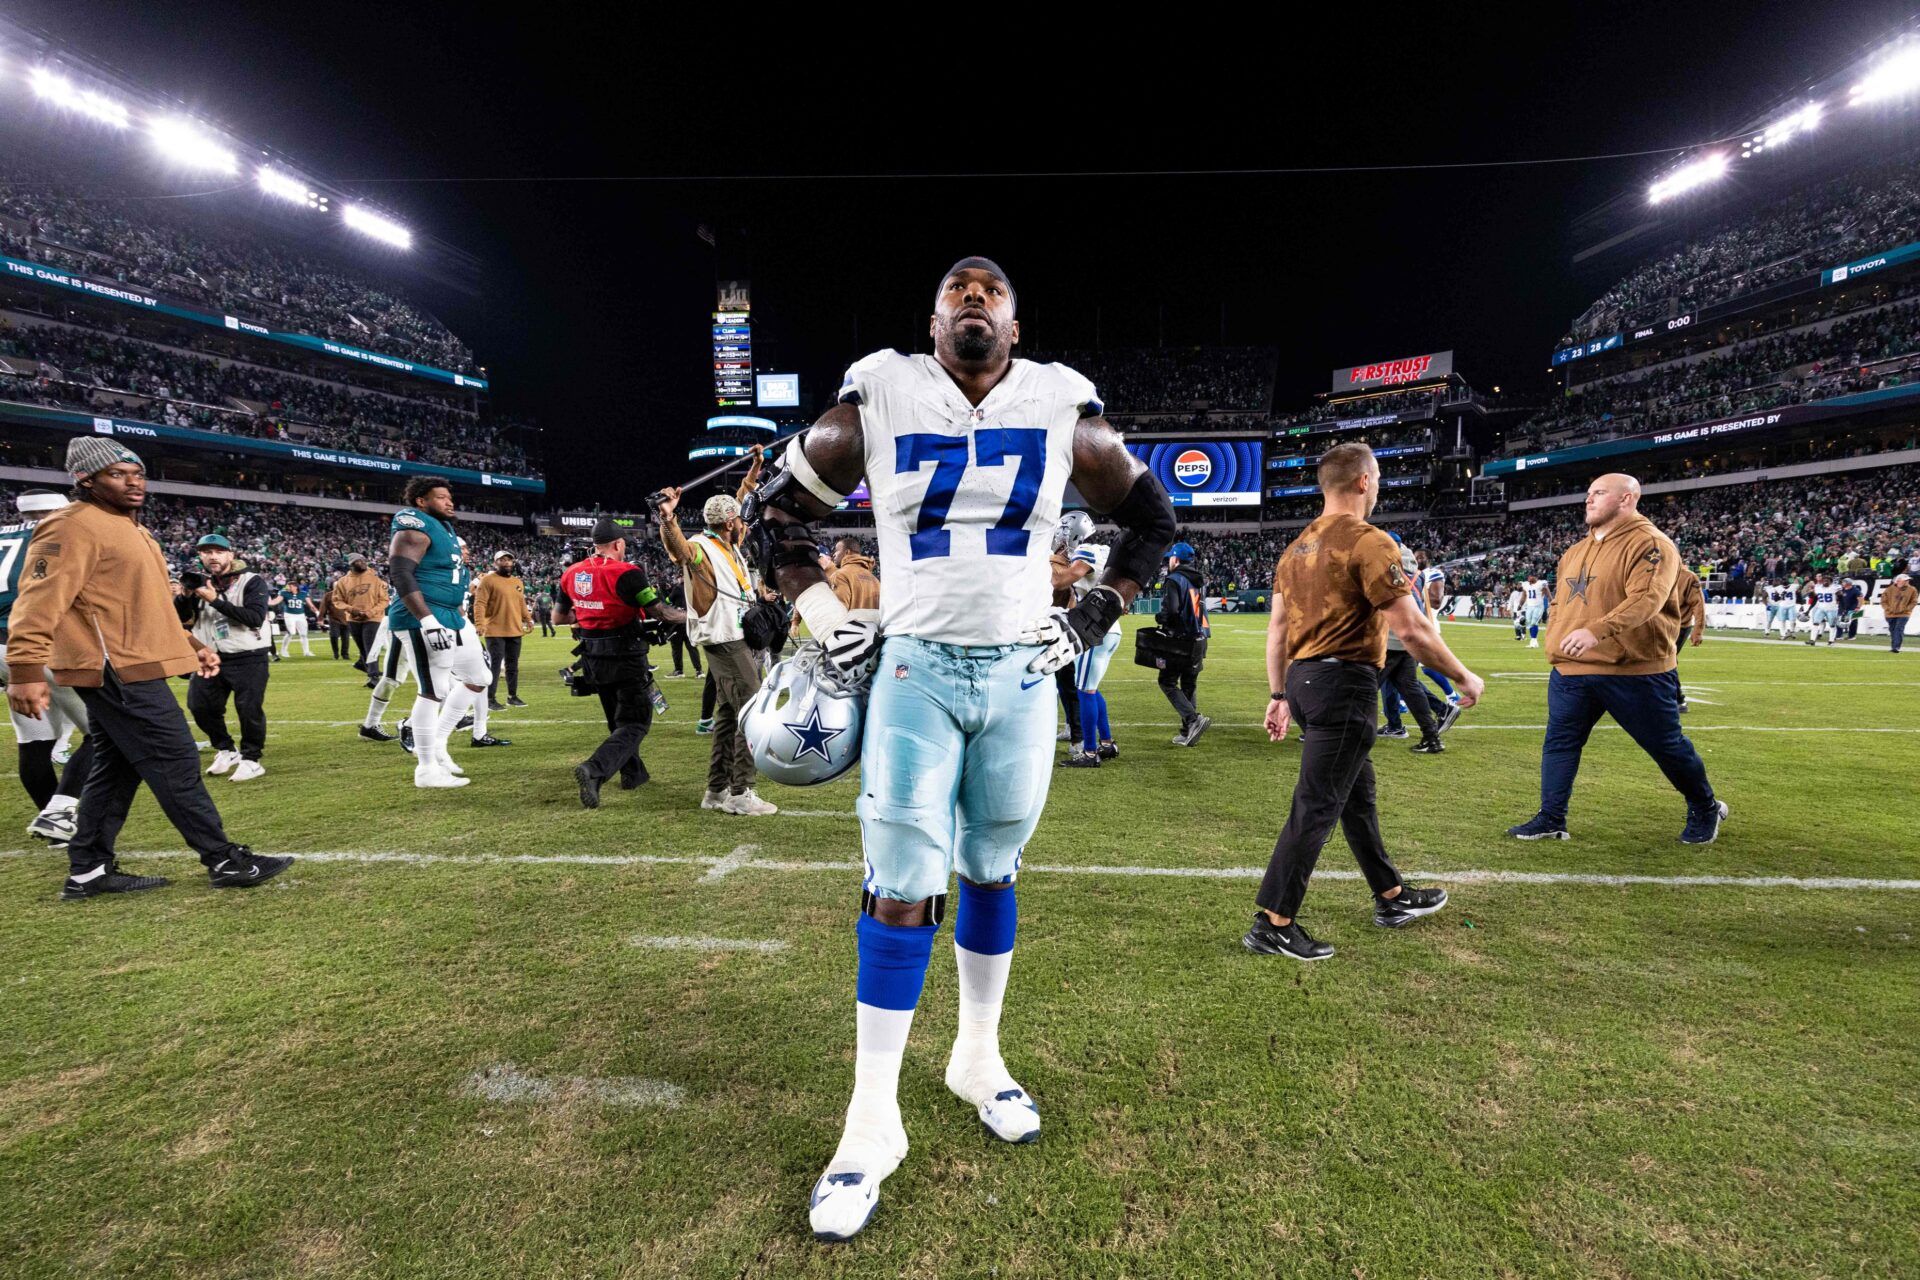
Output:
[1059,538,1122,767]
[1763,578,1798,639]
[1805,572,1841,646]
[1506,581,1526,639]
[747,257,1177,1241]
[1411,551,1460,705]
[1522,573,1548,647]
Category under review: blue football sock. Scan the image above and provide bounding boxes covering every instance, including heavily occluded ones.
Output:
[954,876,1018,958]
[1095,692,1111,742]
[1078,691,1100,754]
[1530,624,1539,639]
[1423,668,1456,696]
[855,913,938,1012]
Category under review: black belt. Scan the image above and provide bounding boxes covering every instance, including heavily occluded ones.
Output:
[1301,657,1380,672]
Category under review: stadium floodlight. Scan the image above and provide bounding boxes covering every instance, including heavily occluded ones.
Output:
[1648,152,1729,204]
[342,204,412,249]
[29,67,131,128]
[149,117,238,174]
[256,165,322,207]
[1851,44,1920,105]
[1744,101,1822,156]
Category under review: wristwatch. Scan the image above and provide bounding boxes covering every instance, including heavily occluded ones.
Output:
[1270,691,1286,701]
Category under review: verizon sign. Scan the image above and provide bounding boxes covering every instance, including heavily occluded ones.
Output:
[1332,349,1453,393]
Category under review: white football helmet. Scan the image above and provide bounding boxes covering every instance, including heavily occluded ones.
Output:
[742,644,866,787]
[1052,510,1095,554]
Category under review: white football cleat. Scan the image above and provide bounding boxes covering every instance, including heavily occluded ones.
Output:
[414,764,470,789]
[229,760,266,782]
[206,749,240,776]
[946,1053,1040,1144]
[808,1115,908,1242]
[1526,638,1539,649]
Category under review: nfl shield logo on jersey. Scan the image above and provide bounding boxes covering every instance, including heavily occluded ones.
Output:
[572,571,595,597]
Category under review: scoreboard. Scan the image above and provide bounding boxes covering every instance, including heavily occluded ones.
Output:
[713,280,751,407]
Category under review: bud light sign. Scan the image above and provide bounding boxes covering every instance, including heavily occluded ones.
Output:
[1127,440,1262,507]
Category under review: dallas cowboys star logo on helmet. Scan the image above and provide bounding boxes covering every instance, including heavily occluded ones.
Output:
[783,706,847,763]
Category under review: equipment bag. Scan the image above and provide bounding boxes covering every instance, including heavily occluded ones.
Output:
[1133,626,1208,670]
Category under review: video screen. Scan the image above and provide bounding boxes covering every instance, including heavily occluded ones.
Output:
[1126,440,1263,507]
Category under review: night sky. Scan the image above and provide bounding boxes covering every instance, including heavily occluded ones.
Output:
[9,0,1917,506]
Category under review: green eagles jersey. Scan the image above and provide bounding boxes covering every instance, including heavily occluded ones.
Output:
[386,507,467,630]
[0,521,34,629]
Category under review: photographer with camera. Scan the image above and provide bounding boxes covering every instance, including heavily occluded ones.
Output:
[174,533,273,782]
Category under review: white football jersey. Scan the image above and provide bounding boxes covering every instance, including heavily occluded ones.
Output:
[1506,589,1524,611]
[841,350,1098,646]
[1810,583,1839,607]
[1767,585,1795,608]
[1416,566,1445,602]
[1524,580,1547,604]
[1069,542,1111,601]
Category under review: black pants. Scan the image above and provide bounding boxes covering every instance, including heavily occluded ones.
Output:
[329,621,348,658]
[1379,650,1439,738]
[349,621,380,667]
[187,657,270,761]
[1256,661,1404,919]
[69,667,241,874]
[670,630,701,675]
[1056,664,1081,740]
[701,670,717,720]
[1157,660,1200,722]
[583,678,655,785]
[486,636,523,700]
[539,613,556,637]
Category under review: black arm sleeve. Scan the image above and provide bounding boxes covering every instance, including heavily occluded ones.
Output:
[613,567,653,609]
[389,554,421,602]
[1104,471,1179,589]
[208,576,270,630]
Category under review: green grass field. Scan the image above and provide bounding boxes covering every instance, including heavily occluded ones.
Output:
[3,617,1917,1279]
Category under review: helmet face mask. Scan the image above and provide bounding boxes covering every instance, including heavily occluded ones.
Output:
[741,645,866,787]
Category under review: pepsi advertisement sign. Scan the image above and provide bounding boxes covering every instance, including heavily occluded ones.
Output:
[1126,440,1263,507]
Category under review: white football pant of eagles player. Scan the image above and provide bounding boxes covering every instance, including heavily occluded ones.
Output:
[756,257,1177,1242]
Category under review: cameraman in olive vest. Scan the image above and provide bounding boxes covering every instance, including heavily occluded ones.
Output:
[174,533,272,782]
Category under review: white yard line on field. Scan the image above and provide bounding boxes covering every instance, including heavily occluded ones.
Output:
[6,847,1917,892]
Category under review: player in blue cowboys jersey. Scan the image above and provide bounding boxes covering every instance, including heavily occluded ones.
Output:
[749,258,1178,1241]
[385,475,492,787]
[0,489,95,844]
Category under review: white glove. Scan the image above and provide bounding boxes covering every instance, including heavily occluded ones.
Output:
[1019,606,1083,675]
[419,614,455,652]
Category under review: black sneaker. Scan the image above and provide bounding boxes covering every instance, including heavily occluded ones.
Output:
[1057,751,1101,768]
[1097,740,1120,760]
[363,678,377,690]
[399,719,415,755]
[1507,813,1570,841]
[1182,714,1212,747]
[456,714,474,731]
[1678,699,1690,714]
[61,861,170,901]
[1241,913,1334,961]
[1436,703,1463,735]
[1679,799,1728,845]
[487,700,506,712]
[1409,737,1446,754]
[507,697,528,708]
[207,847,293,889]
[575,763,602,810]
[1374,885,1448,928]
[470,734,512,748]
[359,724,397,743]
[1377,724,1410,739]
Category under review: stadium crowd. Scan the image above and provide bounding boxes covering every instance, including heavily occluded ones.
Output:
[1511,295,1920,454]
[0,170,476,373]
[1026,347,1275,412]
[1568,147,1920,342]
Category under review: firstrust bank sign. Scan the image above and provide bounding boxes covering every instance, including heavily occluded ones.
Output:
[1331,350,1454,393]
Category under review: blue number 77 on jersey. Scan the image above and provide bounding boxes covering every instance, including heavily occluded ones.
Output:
[895,428,1046,561]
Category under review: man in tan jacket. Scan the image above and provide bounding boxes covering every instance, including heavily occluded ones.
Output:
[827,537,881,611]
[329,554,390,674]
[4,437,290,899]
[1508,472,1725,845]
[1882,573,1915,653]
[472,550,534,709]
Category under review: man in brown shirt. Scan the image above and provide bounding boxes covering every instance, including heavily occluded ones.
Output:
[827,537,881,611]
[1882,573,1915,652]
[1509,473,1724,844]
[471,550,534,709]
[1244,442,1483,962]
[329,555,390,673]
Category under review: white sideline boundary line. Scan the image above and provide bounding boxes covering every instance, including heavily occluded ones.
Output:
[5,847,1915,892]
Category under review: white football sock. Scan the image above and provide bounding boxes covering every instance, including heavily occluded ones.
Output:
[469,691,489,742]
[831,1003,914,1171]
[435,684,478,750]
[952,944,1012,1066]
[410,695,444,767]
